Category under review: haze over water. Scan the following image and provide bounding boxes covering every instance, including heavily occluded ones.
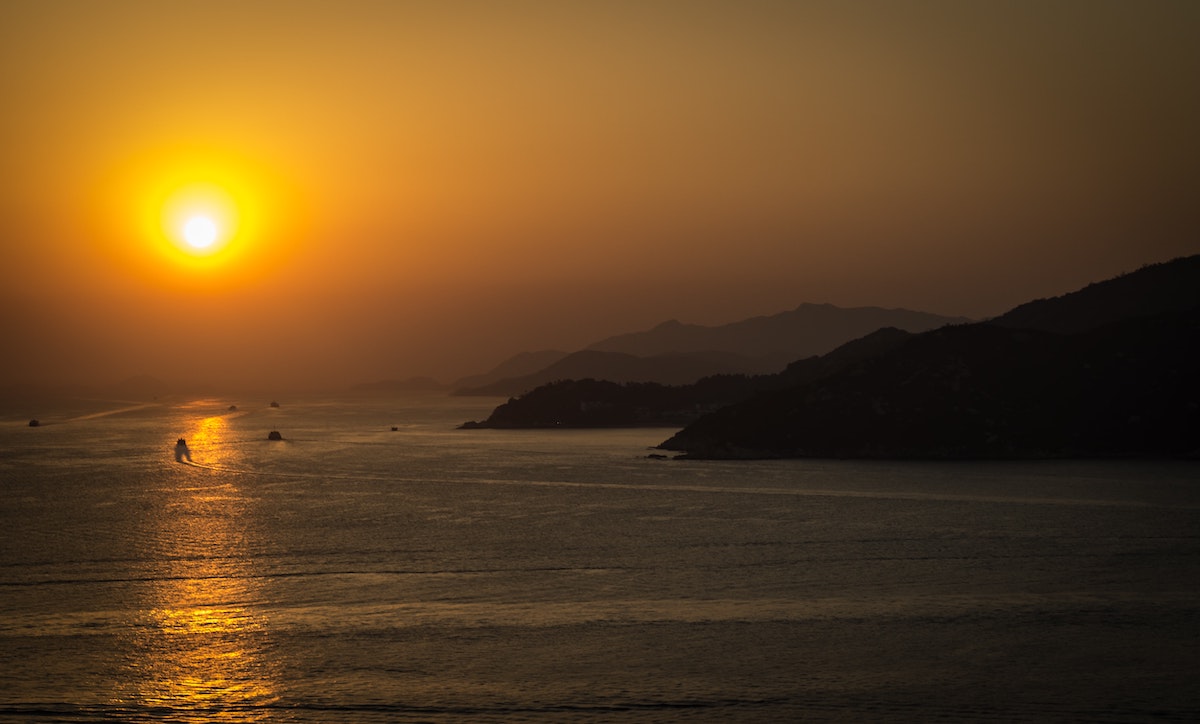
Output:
[2,395,1198,721]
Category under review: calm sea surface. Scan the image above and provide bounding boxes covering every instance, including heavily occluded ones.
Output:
[1,394,1197,722]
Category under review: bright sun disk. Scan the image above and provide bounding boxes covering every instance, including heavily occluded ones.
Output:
[183,215,218,249]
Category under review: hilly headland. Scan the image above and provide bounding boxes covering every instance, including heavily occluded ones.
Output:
[461,255,1200,460]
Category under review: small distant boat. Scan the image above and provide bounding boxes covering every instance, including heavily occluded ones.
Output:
[228,405,238,412]
[174,438,192,462]
[269,401,280,408]
[28,419,40,427]
[268,430,283,440]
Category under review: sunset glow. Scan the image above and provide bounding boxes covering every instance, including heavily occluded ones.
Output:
[97,148,304,290]
[2,4,1198,718]
[156,181,240,264]
[1,1,1196,390]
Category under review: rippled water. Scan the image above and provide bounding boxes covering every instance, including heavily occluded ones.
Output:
[1,394,1198,721]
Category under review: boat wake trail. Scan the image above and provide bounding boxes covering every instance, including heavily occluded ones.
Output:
[66,402,162,422]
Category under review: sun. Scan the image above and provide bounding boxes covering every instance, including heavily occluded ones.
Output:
[158,182,239,261]
[183,215,218,249]
[103,147,304,284]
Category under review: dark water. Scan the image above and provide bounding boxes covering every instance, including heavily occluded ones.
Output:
[1,394,1198,722]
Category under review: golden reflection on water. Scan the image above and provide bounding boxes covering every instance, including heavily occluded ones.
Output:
[117,409,279,721]
[185,413,237,467]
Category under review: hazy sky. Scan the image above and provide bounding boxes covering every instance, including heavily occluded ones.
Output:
[2,1,1198,390]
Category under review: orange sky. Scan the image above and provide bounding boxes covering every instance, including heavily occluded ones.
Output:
[2,1,1198,390]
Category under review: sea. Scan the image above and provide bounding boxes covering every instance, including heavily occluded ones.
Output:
[1,393,1197,722]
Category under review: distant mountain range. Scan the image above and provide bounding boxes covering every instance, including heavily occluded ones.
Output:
[450,350,570,393]
[587,304,970,362]
[454,304,969,396]
[454,349,761,396]
[462,255,1200,460]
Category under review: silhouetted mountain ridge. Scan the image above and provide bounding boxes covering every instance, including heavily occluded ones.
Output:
[587,303,969,366]
[992,255,1200,333]
[451,350,569,392]
[455,349,763,396]
[455,303,967,395]
[659,309,1199,458]
[462,255,1200,458]
[660,255,1200,458]
[458,328,916,429]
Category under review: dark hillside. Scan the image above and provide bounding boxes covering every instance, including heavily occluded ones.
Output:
[455,349,758,396]
[993,255,1200,333]
[459,378,753,429]
[458,328,915,429]
[659,310,1200,459]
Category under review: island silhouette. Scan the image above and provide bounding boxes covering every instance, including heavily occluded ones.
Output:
[461,255,1200,460]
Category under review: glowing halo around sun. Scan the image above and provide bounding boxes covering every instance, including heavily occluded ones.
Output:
[98,146,306,288]
[157,182,239,262]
